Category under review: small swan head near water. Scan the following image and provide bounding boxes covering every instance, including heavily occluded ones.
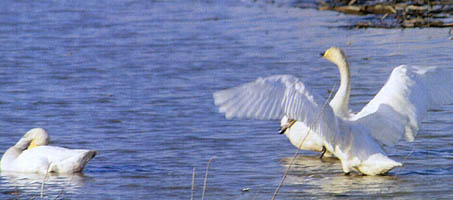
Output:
[321,46,347,67]
[16,128,50,150]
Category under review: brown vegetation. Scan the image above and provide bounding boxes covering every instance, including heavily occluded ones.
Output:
[318,0,453,28]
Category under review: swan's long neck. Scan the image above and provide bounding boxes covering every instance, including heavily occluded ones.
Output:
[329,57,351,118]
[0,137,32,169]
[0,146,21,169]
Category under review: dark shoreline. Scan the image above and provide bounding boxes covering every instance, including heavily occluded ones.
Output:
[318,0,453,28]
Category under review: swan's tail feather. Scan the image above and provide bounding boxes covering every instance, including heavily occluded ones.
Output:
[49,150,97,174]
[358,153,402,175]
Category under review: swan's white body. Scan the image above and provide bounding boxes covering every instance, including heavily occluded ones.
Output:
[213,47,453,175]
[0,128,97,174]
[280,116,334,157]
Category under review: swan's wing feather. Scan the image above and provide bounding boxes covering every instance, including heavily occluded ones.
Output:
[213,75,339,140]
[28,146,89,162]
[214,75,286,120]
[354,65,453,145]
[23,146,96,173]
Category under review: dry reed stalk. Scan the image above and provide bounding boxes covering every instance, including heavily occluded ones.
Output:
[201,156,215,200]
[40,166,51,199]
[191,167,196,200]
[272,84,337,200]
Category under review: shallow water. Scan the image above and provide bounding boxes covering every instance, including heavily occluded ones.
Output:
[0,0,452,199]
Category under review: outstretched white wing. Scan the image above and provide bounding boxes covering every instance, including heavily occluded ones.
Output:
[354,65,453,145]
[213,75,338,140]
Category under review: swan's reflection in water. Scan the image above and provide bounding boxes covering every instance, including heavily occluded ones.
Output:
[280,155,406,196]
[0,171,89,199]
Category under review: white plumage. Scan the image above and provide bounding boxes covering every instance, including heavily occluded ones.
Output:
[213,47,453,175]
[0,128,97,174]
[353,65,453,145]
[279,116,331,156]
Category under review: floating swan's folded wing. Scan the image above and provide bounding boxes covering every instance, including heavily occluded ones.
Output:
[213,75,338,140]
[354,65,453,145]
[15,146,97,174]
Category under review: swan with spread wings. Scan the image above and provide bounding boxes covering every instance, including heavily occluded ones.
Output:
[213,47,453,175]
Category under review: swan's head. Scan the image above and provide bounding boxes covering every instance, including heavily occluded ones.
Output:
[22,128,50,150]
[321,47,348,67]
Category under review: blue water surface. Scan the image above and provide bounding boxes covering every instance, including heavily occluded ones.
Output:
[0,0,452,199]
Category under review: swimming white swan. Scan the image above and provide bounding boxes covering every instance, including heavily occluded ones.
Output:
[213,47,453,175]
[0,128,97,174]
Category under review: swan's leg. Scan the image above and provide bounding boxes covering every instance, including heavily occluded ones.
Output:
[319,146,327,159]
